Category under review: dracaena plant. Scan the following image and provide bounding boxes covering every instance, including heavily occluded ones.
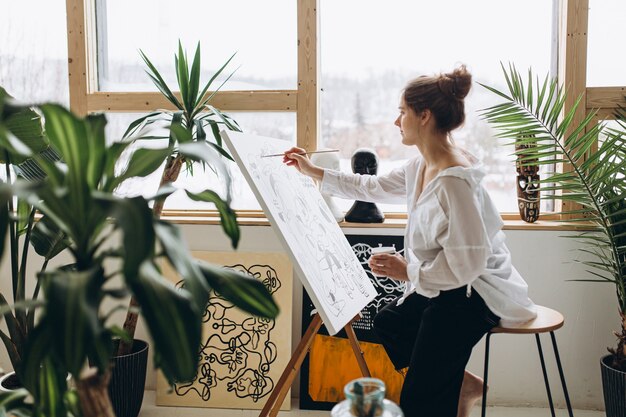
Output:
[117,41,242,356]
[0,88,67,387]
[0,100,278,417]
[481,64,626,371]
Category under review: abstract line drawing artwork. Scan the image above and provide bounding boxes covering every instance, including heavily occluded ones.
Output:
[157,252,293,410]
[299,234,406,410]
[221,131,377,335]
[349,241,406,332]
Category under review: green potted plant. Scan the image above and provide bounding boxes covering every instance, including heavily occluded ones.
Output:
[0,88,67,391]
[117,40,241,358]
[0,98,279,416]
[481,64,626,417]
[98,40,243,417]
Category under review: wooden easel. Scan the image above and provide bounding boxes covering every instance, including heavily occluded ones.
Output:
[259,312,371,417]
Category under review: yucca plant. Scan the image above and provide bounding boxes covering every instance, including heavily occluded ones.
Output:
[0,101,278,417]
[480,65,626,371]
[118,41,243,356]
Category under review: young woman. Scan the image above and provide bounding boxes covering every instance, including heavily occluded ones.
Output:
[283,65,537,417]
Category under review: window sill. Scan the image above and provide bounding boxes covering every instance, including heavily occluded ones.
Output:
[162,211,596,231]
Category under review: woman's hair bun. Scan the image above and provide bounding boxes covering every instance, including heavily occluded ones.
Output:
[437,65,472,100]
[402,64,471,133]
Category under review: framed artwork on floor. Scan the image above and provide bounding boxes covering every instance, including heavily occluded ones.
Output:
[157,251,293,410]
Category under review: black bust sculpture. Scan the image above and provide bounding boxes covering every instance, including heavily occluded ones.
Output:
[345,148,385,223]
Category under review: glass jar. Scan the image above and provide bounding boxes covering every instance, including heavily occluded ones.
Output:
[330,377,404,417]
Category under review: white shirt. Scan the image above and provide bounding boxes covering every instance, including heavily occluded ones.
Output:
[321,155,537,323]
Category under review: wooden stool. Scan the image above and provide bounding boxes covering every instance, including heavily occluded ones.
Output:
[481,305,574,417]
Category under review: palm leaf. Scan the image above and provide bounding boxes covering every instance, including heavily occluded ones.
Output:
[195,67,239,117]
[481,65,626,314]
[122,111,161,139]
[0,388,33,415]
[39,104,93,232]
[153,221,209,312]
[0,184,11,263]
[111,147,171,190]
[185,189,239,248]
[187,42,201,113]
[177,141,232,202]
[131,261,201,383]
[194,52,237,111]
[139,49,183,110]
[175,41,190,113]
[196,260,279,319]
[39,267,106,376]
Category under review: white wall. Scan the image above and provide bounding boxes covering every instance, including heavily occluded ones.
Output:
[0,224,614,410]
[473,229,613,410]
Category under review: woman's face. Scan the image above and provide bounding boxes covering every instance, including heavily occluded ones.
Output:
[394,97,422,146]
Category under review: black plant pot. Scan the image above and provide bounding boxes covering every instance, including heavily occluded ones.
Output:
[601,354,626,417]
[0,372,21,391]
[109,339,149,417]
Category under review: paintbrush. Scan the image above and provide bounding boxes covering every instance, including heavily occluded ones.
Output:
[261,149,339,158]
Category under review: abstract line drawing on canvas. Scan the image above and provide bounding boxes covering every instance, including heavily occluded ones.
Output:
[222,131,377,335]
[245,146,371,320]
[172,264,281,403]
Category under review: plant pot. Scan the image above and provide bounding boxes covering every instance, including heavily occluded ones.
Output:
[108,339,149,417]
[601,354,626,417]
[0,371,72,392]
[0,372,21,392]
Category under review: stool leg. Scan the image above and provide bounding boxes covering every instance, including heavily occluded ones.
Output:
[550,331,574,417]
[481,332,492,417]
[536,334,556,417]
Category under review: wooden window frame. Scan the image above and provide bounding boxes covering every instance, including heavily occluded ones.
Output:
[65,0,625,228]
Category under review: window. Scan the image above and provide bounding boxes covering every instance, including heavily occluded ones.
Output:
[587,0,626,87]
[96,0,297,92]
[320,0,555,213]
[65,0,597,223]
[104,112,296,210]
[86,0,297,211]
[0,0,68,104]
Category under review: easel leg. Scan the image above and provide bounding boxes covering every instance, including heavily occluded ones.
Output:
[259,313,372,416]
[259,313,323,417]
[344,318,371,378]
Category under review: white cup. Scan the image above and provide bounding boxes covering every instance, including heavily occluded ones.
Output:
[370,246,396,256]
[369,246,396,277]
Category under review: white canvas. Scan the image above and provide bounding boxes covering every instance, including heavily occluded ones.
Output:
[221,131,377,335]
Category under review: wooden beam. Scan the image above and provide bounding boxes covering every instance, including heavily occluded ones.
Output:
[66,0,90,115]
[86,91,297,113]
[587,107,620,121]
[558,0,589,219]
[586,86,626,109]
[297,0,320,151]
[558,0,588,101]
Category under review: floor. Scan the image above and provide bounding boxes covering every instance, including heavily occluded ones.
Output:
[140,391,604,417]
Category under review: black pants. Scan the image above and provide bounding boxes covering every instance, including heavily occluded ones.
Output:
[373,287,500,417]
